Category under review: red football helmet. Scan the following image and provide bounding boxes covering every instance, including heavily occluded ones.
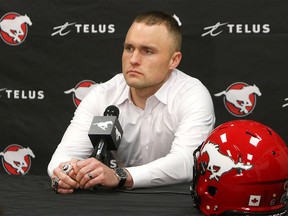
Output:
[191,120,288,215]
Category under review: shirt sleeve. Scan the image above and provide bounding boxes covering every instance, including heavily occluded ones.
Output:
[47,86,103,177]
[126,83,215,188]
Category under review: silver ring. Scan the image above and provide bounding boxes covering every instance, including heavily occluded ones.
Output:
[51,177,60,192]
[87,172,93,179]
[62,163,72,174]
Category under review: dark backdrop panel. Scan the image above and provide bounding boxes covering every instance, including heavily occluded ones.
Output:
[0,0,287,175]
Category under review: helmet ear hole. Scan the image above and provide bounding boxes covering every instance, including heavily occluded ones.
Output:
[208,186,217,196]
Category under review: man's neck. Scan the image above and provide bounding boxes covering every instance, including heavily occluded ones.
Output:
[129,71,173,110]
[130,88,151,110]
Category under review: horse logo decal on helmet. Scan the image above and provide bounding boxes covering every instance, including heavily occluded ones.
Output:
[201,141,253,181]
[214,82,262,117]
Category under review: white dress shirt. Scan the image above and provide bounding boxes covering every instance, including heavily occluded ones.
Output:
[47,69,215,188]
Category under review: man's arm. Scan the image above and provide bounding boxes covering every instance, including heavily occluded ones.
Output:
[126,83,215,188]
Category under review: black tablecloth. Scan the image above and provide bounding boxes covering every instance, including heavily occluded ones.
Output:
[0,175,203,216]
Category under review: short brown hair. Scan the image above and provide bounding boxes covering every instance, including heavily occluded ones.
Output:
[133,11,182,52]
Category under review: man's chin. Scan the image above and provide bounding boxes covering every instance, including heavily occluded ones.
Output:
[125,77,143,88]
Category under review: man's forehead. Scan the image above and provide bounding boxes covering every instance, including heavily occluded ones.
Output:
[130,21,167,31]
[126,22,169,43]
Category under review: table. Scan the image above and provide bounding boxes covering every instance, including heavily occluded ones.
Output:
[0,175,203,216]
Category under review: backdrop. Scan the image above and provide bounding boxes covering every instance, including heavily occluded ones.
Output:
[0,0,287,175]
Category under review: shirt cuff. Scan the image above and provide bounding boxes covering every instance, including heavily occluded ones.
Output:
[125,165,151,189]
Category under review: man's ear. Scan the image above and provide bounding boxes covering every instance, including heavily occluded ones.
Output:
[169,51,182,70]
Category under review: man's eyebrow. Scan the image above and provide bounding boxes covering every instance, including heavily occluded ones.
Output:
[123,42,131,47]
[124,41,154,47]
[140,45,156,50]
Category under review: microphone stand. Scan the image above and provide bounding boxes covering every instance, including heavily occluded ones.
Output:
[90,139,108,166]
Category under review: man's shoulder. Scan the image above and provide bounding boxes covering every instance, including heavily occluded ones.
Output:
[172,69,204,90]
[90,73,128,104]
[174,69,199,81]
[106,73,125,84]
[97,73,126,90]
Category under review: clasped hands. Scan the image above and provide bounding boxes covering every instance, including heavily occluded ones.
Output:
[51,157,119,194]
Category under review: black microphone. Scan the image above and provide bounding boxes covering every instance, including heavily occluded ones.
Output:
[88,105,123,165]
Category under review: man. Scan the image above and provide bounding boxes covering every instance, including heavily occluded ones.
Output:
[48,11,215,193]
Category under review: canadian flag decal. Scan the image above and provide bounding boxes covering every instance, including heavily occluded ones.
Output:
[248,195,261,206]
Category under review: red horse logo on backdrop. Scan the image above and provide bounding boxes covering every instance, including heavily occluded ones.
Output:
[0,145,35,175]
[214,82,262,117]
[64,80,97,107]
[0,12,32,45]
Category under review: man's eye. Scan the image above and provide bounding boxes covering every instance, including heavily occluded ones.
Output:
[144,49,153,55]
[125,46,133,52]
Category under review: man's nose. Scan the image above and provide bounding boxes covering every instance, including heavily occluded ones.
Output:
[129,50,141,65]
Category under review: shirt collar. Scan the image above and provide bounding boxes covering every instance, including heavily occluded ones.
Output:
[154,69,177,105]
[115,84,130,106]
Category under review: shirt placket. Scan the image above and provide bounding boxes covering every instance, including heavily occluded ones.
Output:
[140,96,159,163]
